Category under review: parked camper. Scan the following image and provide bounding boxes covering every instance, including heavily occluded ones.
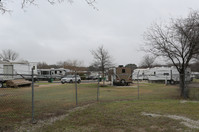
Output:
[37,68,70,81]
[86,71,99,80]
[0,60,37,88]
[147,67,191,84]
[108,65,132,86]
[132,68,150,80]
[191,72,199,79]
[132,66,192,84]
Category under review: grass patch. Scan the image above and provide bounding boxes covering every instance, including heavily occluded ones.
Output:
[193,79,199,83]
[0,82,199,131]
[38,100,199,132]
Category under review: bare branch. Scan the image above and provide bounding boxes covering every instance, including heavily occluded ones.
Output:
[144,10,199,98]
[140,55,156,68]
[0,49,19,61]
[91,45,113,75]
[0,0,97,14]
[0,1,11,14]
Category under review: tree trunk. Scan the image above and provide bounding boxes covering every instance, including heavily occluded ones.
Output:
[179,70,189,99]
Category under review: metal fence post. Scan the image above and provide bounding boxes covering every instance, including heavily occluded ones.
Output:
[75,71,78,106]
[31,66,36,124]
[97,75,100,102]
[137,70,140,100]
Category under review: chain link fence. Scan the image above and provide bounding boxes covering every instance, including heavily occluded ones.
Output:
[0,70,198,131]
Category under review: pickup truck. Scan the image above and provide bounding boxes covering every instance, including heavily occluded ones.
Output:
[61,75,81,84]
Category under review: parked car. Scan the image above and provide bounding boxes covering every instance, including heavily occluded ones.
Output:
[61,75,81,84]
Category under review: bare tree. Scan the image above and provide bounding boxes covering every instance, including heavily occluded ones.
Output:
[144,10,199,99]
[37,62,50,69]
[57,59,83,71]
[91,45,112,86]
[140,55,156,68]
[125,63,137,72]
[0,49,19,61]
[0,0,97,14]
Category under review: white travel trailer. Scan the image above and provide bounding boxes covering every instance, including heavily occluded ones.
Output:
[147,66,191,84]
[132,68,150,80]
[191,72,199,79]
[37,68,70,80]
[0,60,37,87]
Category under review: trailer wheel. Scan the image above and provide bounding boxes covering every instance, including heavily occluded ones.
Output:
[77,80,81,84]
[70,80,73,83]
[0,82,3,88]
[120,79,126,86]
[170,80,175,85]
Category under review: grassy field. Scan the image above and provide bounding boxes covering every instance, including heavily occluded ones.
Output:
[0,81,199,131]
[37,100,199,132]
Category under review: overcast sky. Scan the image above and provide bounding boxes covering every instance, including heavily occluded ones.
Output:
[0,0,199,66]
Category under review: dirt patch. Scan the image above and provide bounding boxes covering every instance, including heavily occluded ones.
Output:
[180,100,199,104]
[0,108,14,113]
[142,112,199,129]
[17,103,94,132]
[38,83,62,88]
[17,83,63,89]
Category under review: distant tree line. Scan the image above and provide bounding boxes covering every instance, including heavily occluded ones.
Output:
[37,60,87,71]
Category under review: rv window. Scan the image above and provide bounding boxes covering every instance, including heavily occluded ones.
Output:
[122,69,126,73]
[164,73,169,76]
[154,72,156,75]
[55,71,57,74]
[42,71,50,75]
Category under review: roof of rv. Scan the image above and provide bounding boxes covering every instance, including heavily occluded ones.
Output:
[134,68,150,71]
[0,60,29,65]
[0,60,38,65]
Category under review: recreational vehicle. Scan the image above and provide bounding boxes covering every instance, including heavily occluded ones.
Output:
[132,68,150,80]
[147,66,191,84]
[37,68,70,81]
[191,72,199,79]
[108,65,132,86]
[0,60,37,88]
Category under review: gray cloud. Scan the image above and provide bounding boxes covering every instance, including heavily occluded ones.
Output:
[0,0,199,66]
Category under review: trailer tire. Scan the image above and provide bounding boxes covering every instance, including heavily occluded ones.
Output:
[70,80,73,83]
[77,80,81,84]
[120,79,126,86]
[0,82,3,88]
[170,80,175,85]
